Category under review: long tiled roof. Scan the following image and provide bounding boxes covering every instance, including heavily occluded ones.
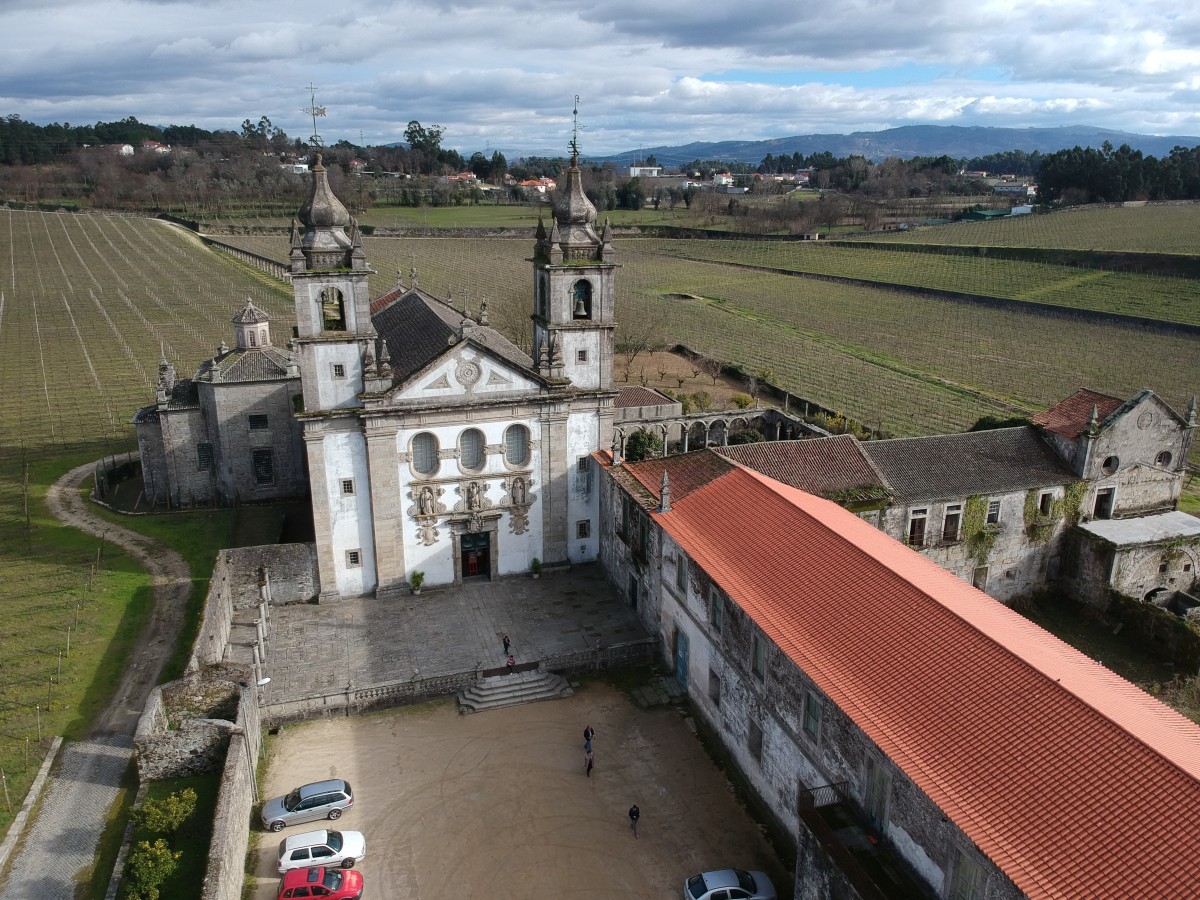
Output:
[616,386,673,408]
[372,287,534,385]
[617,457,1200,899]
[863,426,1076,502]
[1031,388,1124,438]
[717,436,891,503]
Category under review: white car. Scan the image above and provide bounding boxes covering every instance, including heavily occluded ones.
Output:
[684,868,776,900]
[277,829,367,873]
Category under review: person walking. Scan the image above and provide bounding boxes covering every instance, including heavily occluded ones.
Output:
[506,653,515,674]
[502,633,511,655]
[585,748,594,777]
[628,803,640,837]
[583,724,595,745]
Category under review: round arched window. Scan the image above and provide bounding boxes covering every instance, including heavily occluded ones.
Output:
[1156,450,1173,468]
[505,425,530,466]
[1101,455,1120,475]
[411,432,439,475]
[459,428,485,470]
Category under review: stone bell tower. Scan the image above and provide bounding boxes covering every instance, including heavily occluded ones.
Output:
[530,124,616,392]
[289,154,377,412]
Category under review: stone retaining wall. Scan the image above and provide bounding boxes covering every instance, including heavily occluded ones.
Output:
[201,688,263,900]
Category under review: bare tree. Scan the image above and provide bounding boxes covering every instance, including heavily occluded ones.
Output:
[699,355,723,386]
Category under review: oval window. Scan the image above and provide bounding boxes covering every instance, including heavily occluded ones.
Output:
[411,432,439,475]
[459,429,485,470]
[1156,450,1173,467]
[505,425,530,466]
[1101,455,1119,475]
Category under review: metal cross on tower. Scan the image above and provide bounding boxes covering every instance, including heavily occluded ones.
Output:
[301,84,327,148]
[569,95,584,160]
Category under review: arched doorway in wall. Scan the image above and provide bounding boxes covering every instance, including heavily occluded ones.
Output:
[461,531,491,579]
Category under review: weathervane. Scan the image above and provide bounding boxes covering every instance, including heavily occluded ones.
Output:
[301,84,327,148]
[570,95,585,160]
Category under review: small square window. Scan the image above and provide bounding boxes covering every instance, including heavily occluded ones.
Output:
[747,719,763,762]
[346,549,362,567]
[577,455,590,472]
[986,499,1001,525]
[332,363,346,379]
[751,633,766,681]
[576,520,591,539]
[576,349,588,363]
[1159,561,1169,574]
[710,594,723,633]
[248,413,269,431]
[803,689,822,741]
[708,669,721,707]
[341,479,355,495]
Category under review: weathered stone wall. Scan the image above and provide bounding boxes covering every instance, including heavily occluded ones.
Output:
[201,688,262,900]
[204,379,306,504]
[133,671,244,782]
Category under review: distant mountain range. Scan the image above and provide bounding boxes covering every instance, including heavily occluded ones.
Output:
[586,125,1200,166]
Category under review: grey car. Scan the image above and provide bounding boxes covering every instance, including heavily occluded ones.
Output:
[261,779,354,832]
[685,868,777,900]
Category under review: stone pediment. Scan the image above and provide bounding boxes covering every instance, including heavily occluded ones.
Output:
[387,343,539,405]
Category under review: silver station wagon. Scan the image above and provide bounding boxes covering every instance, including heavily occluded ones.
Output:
[261,779,354,832]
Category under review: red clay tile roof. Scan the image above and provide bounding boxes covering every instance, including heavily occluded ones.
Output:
[1032,388,1124,438]
[639,462,1200,900]
[620,450,736,503]
[615,386,674,408]
[716,436,890,503]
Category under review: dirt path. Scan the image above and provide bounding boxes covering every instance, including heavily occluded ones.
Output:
[45,461,191,736]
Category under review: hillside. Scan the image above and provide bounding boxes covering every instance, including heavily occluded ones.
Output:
[597,124,1200,166]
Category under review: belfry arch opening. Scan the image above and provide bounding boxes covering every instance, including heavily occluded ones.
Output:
[321,286,346,331]
[572,280,593,319]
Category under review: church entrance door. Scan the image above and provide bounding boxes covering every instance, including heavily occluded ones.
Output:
[461,532,491,580]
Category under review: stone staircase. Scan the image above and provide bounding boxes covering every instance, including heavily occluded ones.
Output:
[458,669,574,714]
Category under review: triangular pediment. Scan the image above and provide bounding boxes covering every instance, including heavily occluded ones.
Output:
[388,342,541,404]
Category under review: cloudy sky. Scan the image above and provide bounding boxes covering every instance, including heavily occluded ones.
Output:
[3,0,1200,158]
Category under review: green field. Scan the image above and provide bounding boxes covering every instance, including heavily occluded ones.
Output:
[848,202,1200,254]
[0,208,289,826]
[220,230,1199,438]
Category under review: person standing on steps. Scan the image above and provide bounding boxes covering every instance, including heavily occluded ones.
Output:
[506,654,515,674]
[628,804,640,837]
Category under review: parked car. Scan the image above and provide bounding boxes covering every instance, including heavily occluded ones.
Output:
[261,779,354,832]
[277,866,364,899]
[684,868,777,900]
[278,829,367,872]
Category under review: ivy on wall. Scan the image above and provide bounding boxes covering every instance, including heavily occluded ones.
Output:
[1022,481,1088,544]
[963,495,996,564]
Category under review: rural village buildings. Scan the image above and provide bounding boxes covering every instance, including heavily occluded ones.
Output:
[132,150,1200,899]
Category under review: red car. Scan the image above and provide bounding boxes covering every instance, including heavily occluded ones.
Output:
[277,865,364,899]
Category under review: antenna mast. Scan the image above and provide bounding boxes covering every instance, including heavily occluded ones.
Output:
[301,84,327,148]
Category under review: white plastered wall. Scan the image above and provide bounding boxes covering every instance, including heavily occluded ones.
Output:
[322,429,376,596]
[566,411,601,562]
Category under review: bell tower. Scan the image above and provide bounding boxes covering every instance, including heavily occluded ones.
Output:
[290,154,377,412]
[530,111,616,392]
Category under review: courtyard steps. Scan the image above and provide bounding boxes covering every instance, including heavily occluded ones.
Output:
[458,669,574,714]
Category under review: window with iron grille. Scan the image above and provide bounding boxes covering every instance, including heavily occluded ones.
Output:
[196,442,214,471]
[459,428,485,470]
[576,520,591,539]
[248,413,269,431]
[346,549,362,567]
[341,479,354,495]
[332,363,346,379]
[504,425,529,466]
[252,448,274,485]
[411,432,438,475]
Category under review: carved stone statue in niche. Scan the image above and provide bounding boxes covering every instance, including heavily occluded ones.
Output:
[419,486,436,516]
[511,476,526,507]
[467,481,482,510]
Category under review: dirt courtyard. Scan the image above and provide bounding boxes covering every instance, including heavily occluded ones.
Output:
[249,680,791,900]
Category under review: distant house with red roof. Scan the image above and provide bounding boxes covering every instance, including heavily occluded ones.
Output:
[598,446,1200,900]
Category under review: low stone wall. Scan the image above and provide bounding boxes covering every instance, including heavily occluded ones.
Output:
[261,638,658,725]
[133,671,245,781]
[190,544,318,671]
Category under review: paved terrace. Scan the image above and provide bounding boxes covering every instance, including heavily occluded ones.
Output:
[253,563,653,711]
